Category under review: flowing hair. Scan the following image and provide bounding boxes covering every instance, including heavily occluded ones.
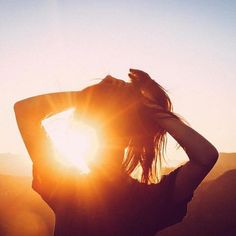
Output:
[77,75,181,184]
[122,76,181,184]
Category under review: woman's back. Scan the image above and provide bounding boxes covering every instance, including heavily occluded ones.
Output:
[14,70,218,236]
[34,165,191,236]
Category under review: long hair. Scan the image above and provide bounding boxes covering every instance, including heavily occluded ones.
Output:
[122,76,181,184]
[77,75,180,184]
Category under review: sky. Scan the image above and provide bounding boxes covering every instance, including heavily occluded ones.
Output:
[0,0,236,161]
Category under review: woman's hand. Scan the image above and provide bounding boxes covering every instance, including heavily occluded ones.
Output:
[128,69,171,110]
[128,69,158,101]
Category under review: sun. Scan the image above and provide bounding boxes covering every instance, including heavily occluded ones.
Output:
[42,108,99,174]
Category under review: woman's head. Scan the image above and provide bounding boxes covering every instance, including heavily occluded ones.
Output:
[75,73,175,183]
[76,76,149,140]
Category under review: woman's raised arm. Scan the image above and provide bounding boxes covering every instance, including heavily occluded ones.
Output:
[14,91,80,164]
[156,114,218,202]
[129,69,218,202]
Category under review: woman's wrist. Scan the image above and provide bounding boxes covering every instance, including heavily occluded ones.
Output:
[153,110,178,119]
[152,110,180,131]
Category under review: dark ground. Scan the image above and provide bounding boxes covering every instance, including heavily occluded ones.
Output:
[0,153,235,236]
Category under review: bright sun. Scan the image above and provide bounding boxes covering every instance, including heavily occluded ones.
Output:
[42,108,99,174]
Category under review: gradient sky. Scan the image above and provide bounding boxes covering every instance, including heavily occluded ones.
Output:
[0,0,235,160]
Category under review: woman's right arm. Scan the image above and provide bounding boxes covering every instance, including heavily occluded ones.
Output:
[14,91,81,197]
[14,91,80,169]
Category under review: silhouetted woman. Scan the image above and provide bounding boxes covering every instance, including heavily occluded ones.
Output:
[14,69,218,236]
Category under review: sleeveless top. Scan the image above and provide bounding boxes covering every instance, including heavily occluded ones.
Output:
[32,165,193,236]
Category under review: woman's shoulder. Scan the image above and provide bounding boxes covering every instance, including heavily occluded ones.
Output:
[125,165,194,206]
[120,166,191,232]
[126,166,182,189]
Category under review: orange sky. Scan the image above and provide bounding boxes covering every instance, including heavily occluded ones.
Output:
[0,1,235,163]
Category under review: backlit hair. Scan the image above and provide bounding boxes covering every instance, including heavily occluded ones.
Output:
[77,76,181,184]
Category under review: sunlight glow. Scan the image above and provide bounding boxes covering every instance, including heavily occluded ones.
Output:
[42,109,99,174]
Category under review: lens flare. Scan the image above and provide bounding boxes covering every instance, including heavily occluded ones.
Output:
[42,108,99,174]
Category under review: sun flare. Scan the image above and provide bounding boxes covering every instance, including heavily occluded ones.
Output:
[42,108,99,174]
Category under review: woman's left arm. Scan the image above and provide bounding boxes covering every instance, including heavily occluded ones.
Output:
[128,69,218,202]
[156,114,218,203]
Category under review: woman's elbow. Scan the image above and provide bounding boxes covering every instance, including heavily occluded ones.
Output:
[14,100,32,124]
[14,101,22,118]
[205,145,219,167]
[14,99,31,118]
[14,100,24,114]
[189,144,219,168]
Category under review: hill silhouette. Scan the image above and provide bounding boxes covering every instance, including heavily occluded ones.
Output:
[0,175,54,236]
[158,169,236,236]
[0,153,235,236]
[205,152,236,181]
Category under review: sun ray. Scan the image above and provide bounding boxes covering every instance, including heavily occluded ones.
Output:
[42,108,99,174]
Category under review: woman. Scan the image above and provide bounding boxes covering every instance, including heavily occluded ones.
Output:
[14,69,218,236]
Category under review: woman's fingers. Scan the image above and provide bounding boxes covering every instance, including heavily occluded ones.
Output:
[129,69,151,80]
[129,69,153,87]
[128,73,137,81]
[129,68,147,75]
[129,69,157,100]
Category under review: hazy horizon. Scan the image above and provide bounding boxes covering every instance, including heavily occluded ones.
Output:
[1,152,235,236]
[0,152,235,178]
